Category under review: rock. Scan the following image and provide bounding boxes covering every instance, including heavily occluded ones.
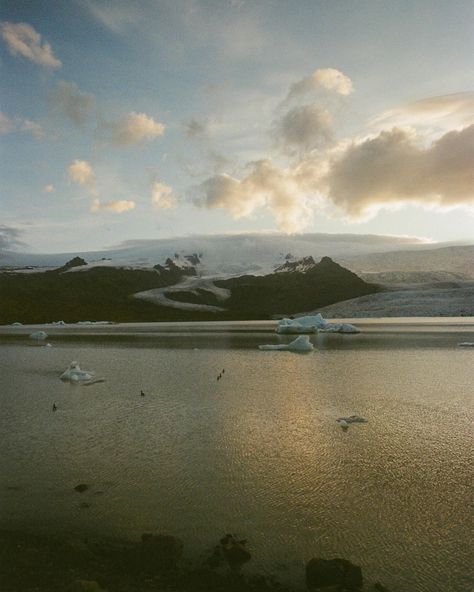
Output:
[305,558,363,590]
[140,533,183,570]
[373,583,391,592]
[223,543,252,571]
[74,483,89,493]
[63,257,87,269]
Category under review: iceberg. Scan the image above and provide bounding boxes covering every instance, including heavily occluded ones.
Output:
[458,342,474,347]
[276,314,360,334]
[29,330,48,341]
[319,323,360,334]
[276,314,325,334]
[259,335,314,352]
[60,361,94,382]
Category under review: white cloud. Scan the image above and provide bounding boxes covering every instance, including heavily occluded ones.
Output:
[151,181,177,209]
[49,80,96,127]
[0,112,14,134]
[324,124,474,218]
[196,160,314,233]
[1,21,61,68]
[286,68,353,102]
[68,159,95,186]
[102,112,165,146]
[273,104,333,155]
[20,119,44,139]
[43,184,55,193]
[370,92,474,133]
[91,198,136,213]
[195,124,474,228]
[0,112,44,138]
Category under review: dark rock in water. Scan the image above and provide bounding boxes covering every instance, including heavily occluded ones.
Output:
[306,557,363,590]
[61,257,88,270]
[74,483,89,493]
[373,583,391,592]
[224,544,252,571]
[140,533,183,571]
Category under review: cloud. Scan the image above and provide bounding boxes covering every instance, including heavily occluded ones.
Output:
[370,92,474,133]
[68,159,95,186]
[286,68,353,102]
[273,104,333,155]
[91,198,136,213]
[0,112,44,138]
[183,117,209,139]
[196,159,314,233]
[0,225,26,252]
[1,21,61,68]
[195,124,474,228]
[151,181,177,209]
[20,119,44,139]
[324,124,474,218]
[43,184,55,193]
[49,80,96,127]
[101,112,165,146]
[0,112,14,134]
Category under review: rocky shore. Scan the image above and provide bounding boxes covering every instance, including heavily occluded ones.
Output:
[0,529,392,592]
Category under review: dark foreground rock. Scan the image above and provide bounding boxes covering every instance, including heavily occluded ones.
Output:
[0,529,393,592]
[306,557,363,590]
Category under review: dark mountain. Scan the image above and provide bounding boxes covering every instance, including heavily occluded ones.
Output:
[0,262,199,325]
[0,256,378,324]
[215,256,379,318]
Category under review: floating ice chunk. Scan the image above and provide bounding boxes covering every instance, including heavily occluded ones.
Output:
[337,415,368,424]
[29,330,48,341]
[60,361,94,382]
[276,314,326,334]
[259,335,314,352]
[77,320,112,325]
[320,323,360,334]
[458,342,474,347]
[50,320,66,325]
[11,322,23,326]
[45,343,52,348]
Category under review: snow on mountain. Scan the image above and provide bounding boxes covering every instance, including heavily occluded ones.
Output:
[0,232,435,277]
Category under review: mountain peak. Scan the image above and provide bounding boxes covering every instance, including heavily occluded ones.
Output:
[274,255,317,273]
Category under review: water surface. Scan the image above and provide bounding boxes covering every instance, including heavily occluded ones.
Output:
[1,321,473,591]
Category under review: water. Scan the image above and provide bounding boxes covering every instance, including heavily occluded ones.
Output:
[1,321,473,591]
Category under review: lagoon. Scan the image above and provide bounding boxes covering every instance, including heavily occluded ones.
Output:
[0,320,473,591]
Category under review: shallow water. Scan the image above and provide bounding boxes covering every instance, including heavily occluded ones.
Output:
[1,321,473,591]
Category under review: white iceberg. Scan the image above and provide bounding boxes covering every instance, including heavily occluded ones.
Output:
[60,361,94,382]
[276,314,325,334]
[29,330,48,341]
[319,323,360,334]
[259,335,314,352]
[276,314,360,334]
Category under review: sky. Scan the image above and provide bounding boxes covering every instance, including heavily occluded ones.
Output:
[0,0,473,253]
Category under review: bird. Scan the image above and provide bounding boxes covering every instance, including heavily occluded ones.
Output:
[140,390,146,396]
[52,403,57,412]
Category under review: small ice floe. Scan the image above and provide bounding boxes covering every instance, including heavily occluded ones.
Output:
[337,415,368,424]
[60,361,94,383]
[11,322,23,326]
[29,330,48,341]
[276,314,360,334]
[319,323,360,334]
[45,343,52,348]
[338,419,349,431]
[458,342,474,347]
[50,320,66,326]
[276,314,325,334]
[259,335,314,352]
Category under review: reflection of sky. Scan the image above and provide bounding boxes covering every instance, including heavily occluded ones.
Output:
[0,1,473,251]
[0,340,473,589]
